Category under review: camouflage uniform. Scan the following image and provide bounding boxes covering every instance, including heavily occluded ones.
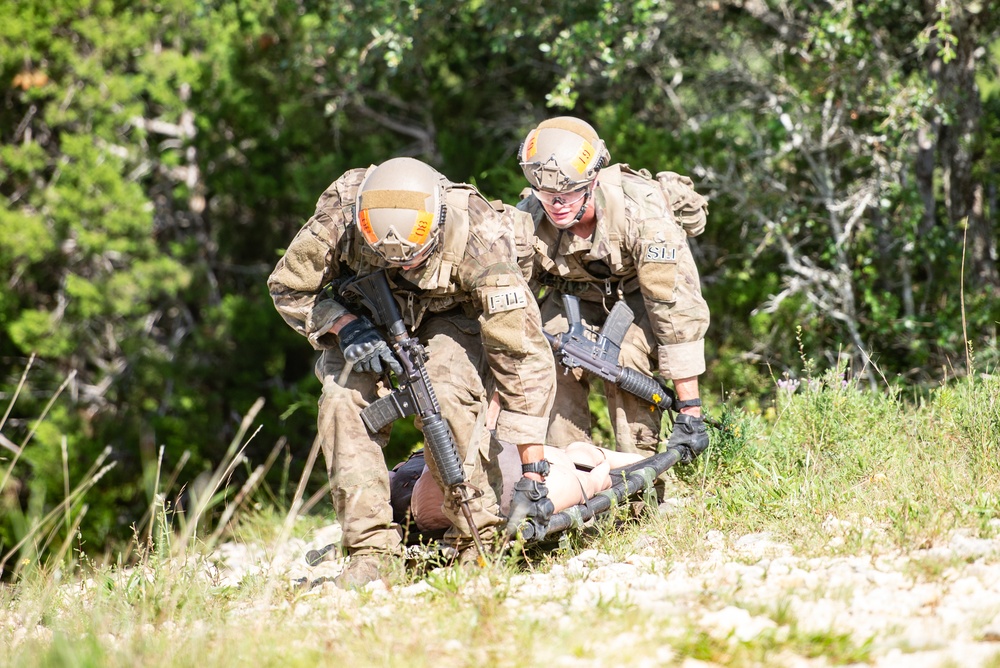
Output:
[269,168,556,555]
[519,164,709,455]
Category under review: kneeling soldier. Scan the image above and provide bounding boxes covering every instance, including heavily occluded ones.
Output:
[269,157,556,587]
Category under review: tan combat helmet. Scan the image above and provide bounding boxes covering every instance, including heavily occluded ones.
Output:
[356,157,447,266]
[518,116,611,192]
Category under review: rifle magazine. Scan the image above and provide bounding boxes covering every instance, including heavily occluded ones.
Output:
[360,391,415,433]
[599,300,634,354]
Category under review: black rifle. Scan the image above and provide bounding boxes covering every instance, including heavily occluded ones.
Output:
[337,270,487,560]
[545,294,676,412]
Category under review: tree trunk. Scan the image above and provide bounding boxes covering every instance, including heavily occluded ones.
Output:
[928,2,999,289]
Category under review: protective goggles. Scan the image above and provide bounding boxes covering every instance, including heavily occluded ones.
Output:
[532,184,589,208]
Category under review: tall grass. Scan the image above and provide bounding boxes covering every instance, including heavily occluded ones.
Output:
[3,358,1000,666]
[0,363,323,590]
[658,364,1000,559]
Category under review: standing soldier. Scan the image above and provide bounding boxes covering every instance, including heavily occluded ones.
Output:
[269,157,556,588]
[516,117,711,467]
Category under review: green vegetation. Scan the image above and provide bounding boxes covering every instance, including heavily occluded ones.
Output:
[2,0,999,574]
[2,367,999,665]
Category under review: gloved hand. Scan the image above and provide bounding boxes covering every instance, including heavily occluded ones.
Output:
[504,476,555,542]
[667,413,709,464]
[337,316,403,376]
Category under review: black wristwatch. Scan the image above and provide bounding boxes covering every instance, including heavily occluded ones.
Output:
[521,459,551,478]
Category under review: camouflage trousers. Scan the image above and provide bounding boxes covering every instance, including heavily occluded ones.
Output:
[315,312,503,556]
[540,291,661,456]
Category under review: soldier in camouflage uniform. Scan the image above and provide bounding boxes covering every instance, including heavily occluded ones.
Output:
[268,157,556,588]
[516,117,711,464]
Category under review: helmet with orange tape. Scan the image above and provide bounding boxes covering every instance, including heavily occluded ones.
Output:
[518,117,610,192]
[355,157,446,266]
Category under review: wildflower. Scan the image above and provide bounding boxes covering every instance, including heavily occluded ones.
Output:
[776,377,800,393]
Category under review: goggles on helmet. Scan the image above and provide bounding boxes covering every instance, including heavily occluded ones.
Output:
[518,117,610,193]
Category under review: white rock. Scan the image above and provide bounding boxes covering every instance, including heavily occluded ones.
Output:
[699,605,777,642]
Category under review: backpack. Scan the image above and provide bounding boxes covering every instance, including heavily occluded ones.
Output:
[604,164,708,237]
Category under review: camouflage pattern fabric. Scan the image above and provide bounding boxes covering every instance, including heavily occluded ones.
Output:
[519,164,710,379]
[314,349,401,555]
[656,170,708,238]
[518,164,710,453]
[269,169,555,555]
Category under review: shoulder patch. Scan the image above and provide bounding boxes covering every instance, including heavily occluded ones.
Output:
[484,286,528,314]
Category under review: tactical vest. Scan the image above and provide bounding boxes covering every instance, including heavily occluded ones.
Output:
[435,186,475,291]
[398,185,482,327]
[530,164,642,300]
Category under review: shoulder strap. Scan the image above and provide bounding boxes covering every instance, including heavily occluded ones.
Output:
[335,168,375,266]
[593,165,627,268]
[597,164,625,224]
[438,187,473,289]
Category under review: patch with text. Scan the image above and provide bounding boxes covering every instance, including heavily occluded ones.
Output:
[644,244,678,263]
[485,287,528,314]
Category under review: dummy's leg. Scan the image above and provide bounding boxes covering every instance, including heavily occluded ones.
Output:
[565,441,645,470]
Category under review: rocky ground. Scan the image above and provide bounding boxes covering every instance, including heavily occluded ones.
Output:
[208,518,1000,667]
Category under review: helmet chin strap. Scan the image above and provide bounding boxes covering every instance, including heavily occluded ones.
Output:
[573,190,592,224]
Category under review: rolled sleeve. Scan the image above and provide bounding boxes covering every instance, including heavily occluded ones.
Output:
[657,339,706,379]
[477,275,556,438]
[494,410,550,446]
[305,298,352,348]
[462,197,556,440]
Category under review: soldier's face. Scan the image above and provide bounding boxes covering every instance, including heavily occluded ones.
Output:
[536,184,591,229]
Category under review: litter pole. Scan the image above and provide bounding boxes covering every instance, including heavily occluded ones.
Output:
[519,447,684,543]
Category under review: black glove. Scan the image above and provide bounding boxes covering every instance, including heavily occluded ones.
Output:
[667,413,709,464]
[504,476,555,542]
[337,316,403,376]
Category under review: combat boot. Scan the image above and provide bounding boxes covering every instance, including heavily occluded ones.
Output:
[455,546,487,571]
[334,552,394,590]
[440,542,488,572]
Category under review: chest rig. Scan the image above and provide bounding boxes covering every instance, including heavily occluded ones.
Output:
[532,165,640,303]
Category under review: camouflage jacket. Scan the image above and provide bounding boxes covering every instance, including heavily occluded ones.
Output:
[268,168,556,445]
[518,164,710,379]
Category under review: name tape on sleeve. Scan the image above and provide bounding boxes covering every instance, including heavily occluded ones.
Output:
[485,286,528,314]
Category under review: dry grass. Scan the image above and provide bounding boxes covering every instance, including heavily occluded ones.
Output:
[3,365,1000,666]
